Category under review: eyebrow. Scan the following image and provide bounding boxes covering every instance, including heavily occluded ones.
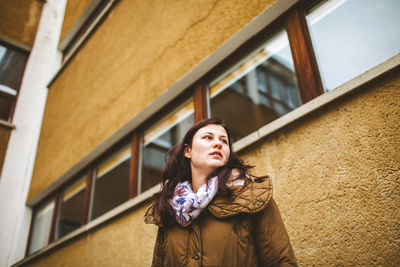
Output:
[202,132,227,138]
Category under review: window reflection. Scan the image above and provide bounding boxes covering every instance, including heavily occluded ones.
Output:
[55,174,86,240]
[28,200,55,255]
[209,30,300,142]
[91,144,131,220]
[0,42,28,121]
[306,0,400,91]
[141,100,194,192]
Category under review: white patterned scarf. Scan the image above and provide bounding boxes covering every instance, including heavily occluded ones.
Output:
[169,176,218,227]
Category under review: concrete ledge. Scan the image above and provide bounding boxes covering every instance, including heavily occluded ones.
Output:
[0,35,31,52]
[58,0,103,51]
[0,120,16,130]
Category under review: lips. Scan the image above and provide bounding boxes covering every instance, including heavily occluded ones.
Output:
[209,151,223,158]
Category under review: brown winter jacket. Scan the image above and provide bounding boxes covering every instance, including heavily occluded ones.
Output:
[144,177,297,267]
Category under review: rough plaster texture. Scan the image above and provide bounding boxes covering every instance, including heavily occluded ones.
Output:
[0,126,11,175]
[22,202,157,267]
[59,0,92,43]
[0,0,43,47]
[22,70,400,266]
[240,69,400,266]
[29,0,276,200]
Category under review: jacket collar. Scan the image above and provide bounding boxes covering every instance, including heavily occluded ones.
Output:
[207,176,272,218]
[144,177,272,226]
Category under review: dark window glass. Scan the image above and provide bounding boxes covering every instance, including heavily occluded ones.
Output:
[306,0,400,91]
[0,96,14,121]
[55,174,86,239]
[141,100,194,193]
[209,30,300,142]
[0,43,28,121]
[91,144,131,220]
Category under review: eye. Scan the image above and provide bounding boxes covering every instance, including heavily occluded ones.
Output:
[220,138,228,144]
[203,135,212,140]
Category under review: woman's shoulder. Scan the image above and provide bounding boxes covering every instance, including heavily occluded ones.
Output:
[208,175,273,218]
[144,202,163,227]
[226,168,245,187]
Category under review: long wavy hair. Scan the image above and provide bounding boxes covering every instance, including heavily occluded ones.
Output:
[153,118,258,226]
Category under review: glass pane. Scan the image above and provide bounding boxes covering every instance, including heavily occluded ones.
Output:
[28,200,55,255]
[0,96,14,121]
[209,30,300,142]
[91,143,131,220]
[0,43,28,91]
[55,174,87,240]
[141,100,194,193]
[306,0,400,91]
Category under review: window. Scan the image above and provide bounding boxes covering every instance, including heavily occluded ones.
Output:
[0,42,29,121]
[306,0,400,91]
[28,199,55,255]
[91,143,131,220]
[55,174,87,240]
[209,29,301,142]
[141,99,195,192]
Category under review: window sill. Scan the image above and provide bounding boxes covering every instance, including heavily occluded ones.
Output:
[0,119,16,130]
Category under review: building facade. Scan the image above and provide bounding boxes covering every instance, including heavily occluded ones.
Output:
[0,0,399,266]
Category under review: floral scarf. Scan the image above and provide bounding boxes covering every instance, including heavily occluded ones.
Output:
[169,176,218,227]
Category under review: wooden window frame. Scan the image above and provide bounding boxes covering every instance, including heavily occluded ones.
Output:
[285,3,324,103]
[48,192,61,243]
[194,82,209,122]
[82,168,94,224]
[129,132,140,199]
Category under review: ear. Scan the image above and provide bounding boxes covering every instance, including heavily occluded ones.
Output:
[184,144,191,159]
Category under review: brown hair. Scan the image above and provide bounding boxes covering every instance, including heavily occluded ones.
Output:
[153,118,259,226]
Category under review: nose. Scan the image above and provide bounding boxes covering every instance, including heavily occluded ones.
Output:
[213,140,222,149]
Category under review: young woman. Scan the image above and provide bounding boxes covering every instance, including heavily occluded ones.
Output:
[144,118,297,266]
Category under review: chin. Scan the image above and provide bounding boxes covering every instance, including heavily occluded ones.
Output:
[209,162,225,168]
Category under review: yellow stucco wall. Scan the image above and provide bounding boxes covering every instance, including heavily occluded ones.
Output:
[241,68,400,266]
[0,0,43,47]
[59,0,92,43]
[29,0,277,200]
[22,69,400,266]
[0,125,12,175]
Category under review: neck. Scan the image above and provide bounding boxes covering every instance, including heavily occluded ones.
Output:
[190,165,213,193]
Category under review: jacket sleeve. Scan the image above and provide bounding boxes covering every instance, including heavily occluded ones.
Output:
[151,227,165,267]
[253,198,297,266]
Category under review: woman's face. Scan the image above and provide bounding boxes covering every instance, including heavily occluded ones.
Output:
[184,124,230,174]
